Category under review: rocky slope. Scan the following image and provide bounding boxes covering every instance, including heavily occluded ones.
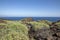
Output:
[0,18,60,40]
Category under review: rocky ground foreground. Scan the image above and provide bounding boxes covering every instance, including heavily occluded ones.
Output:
[0,18,60,40]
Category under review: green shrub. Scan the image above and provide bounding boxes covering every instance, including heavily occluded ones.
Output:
[0,21,29,40]
[30,21,50,31]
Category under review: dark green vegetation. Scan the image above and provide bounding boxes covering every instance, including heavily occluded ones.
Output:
[0,18,60,40]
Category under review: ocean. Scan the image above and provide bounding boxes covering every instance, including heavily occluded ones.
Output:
[0,17,60,22]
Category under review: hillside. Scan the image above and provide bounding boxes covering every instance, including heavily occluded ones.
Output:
[0,18,60,40]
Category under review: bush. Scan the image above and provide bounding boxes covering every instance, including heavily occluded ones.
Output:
[0,21,29,40]
[29,21,50,31]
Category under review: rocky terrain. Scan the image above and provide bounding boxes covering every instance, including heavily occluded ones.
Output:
[0,18,60,40]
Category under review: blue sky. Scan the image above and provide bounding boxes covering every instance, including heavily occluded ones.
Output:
[0,0,60,17]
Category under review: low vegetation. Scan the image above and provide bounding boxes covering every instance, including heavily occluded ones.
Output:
[0,20,29,40]
[0,18,60,40]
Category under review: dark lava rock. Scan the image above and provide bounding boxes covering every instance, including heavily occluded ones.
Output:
[28,24,60,40]
[0,19,7,23]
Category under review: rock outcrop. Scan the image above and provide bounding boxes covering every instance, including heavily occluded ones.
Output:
[0,19,7,23]
[21,17,33,24]
[28,20,60,40]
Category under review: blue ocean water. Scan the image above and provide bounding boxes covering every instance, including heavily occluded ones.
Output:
[0,17,60,22]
